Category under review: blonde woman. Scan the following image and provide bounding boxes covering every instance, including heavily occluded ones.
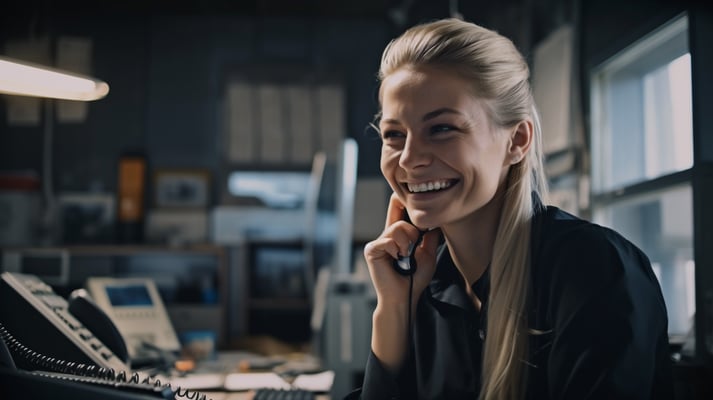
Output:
[348,18,673,400]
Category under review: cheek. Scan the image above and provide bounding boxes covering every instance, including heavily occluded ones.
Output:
[380,149,399,183]
[380,146,399,169]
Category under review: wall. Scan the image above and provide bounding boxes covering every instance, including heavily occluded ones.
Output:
[0,14,390,199]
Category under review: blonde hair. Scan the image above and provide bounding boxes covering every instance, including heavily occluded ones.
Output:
[378,18,548,400]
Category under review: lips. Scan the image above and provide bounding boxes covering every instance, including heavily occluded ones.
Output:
[405,179,457,193]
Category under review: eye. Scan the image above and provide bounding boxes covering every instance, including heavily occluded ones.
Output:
[430,124,456,135]
[381,129,406,140]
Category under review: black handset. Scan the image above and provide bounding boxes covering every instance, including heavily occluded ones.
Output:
[68,288,130,364]
[392,209,426,276]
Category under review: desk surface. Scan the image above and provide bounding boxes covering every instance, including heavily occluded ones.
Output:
[202,392,330,400]
[168,351,332,400]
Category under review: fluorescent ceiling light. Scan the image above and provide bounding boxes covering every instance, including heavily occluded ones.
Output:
[0,56,109,101]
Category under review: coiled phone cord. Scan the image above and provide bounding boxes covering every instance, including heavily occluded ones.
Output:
[0,321,208,400]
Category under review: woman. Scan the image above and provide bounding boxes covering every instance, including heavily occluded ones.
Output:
[349,18,673,400]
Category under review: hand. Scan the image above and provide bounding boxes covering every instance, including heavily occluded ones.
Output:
[364,193,441,371]
[364,193,441,310]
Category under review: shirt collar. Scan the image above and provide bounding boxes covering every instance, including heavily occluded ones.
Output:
[428,245,490,311]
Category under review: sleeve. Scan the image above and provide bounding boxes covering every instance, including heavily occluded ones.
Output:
[544,226,673,400]
[343,350,410,400]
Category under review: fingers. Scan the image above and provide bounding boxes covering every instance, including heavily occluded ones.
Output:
[385,192,407,229]
[364,236,402,263]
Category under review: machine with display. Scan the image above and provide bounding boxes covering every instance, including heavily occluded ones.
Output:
[85,277,181,364]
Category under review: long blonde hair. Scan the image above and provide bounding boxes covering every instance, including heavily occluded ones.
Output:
[378,18,548,400]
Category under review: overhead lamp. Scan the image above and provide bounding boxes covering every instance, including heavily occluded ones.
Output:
[0,55,109,101]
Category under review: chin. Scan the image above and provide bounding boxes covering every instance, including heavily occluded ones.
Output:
[408,214,436,231]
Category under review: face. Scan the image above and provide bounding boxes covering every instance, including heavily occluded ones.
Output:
[379,66,513,230]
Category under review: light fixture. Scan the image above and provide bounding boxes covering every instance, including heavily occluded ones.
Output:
[0,55,109,101]
[0,54,110,245]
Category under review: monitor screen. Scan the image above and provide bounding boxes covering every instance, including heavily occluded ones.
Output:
[105,284,153,307]
[227,170,312,209]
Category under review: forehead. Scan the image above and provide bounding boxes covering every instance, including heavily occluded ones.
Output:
[379,66,481,118]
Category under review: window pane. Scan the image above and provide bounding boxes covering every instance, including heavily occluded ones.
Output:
[593,184,694,338]
[591,16,692,193]
[643,54,693,179]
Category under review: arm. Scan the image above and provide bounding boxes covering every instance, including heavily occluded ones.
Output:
[352,194,440,398]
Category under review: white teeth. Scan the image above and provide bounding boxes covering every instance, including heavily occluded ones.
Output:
[407,180,452,193]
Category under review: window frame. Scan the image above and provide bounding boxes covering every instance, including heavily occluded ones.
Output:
[588,12,698,345]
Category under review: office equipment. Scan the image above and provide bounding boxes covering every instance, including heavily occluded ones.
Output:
[392,209,428,276]
[254,388,316,400]
[0,245,228,350]
[0,271,208,399]
[323,276,375,400]
[0,271,129,372]
[2,248,70,286]
[85,277,181,363]
[68,288,129,363]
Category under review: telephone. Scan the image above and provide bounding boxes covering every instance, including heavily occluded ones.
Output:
[392,209,428,276]
[393,230,426,276]
[85,277,181,365]
[0,272,207,400]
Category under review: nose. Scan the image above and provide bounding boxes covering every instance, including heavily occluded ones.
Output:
[399,134,431,170]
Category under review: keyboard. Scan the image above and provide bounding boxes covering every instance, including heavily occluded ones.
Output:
[253,388,316,400]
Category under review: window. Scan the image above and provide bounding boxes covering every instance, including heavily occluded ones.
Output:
[590,14,693,340]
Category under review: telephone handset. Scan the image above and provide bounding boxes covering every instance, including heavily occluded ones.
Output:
[392,209,428,276]
[0,272,207,400]
[68,288,130,363]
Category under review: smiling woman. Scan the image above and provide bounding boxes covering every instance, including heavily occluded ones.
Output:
[347,17,674,400]
[377,65,523,233]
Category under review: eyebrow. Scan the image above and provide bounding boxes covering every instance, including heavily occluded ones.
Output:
[380,107,462,125]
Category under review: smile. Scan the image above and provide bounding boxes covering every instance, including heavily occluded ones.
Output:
[406,179,457,193]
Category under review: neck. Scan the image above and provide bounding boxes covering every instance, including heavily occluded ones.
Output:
[442,191,505,286]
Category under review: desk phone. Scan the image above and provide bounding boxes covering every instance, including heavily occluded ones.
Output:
[0,272,130,373]
[0,272,208,399]
[85,277,181,361]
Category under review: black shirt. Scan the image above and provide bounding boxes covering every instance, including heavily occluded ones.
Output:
[348,205,673,399]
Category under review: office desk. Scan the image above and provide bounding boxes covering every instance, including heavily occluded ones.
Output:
[167,351,333,400]
[202,392,329,400]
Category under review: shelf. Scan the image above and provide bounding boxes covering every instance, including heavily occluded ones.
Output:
[0,244,225,256]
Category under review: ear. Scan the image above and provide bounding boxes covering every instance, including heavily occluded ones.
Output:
[506,119,533,165]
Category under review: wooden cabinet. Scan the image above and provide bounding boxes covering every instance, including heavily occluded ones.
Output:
[233,239,315,345]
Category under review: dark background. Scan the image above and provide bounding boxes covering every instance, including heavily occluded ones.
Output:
[1,0,701,196]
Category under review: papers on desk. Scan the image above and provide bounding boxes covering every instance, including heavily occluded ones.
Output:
[166,373,226,390]
[168,370,335,393]
[291,370,335,392]
[223,372,291,391]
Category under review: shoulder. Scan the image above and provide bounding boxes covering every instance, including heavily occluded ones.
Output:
[531,205,658,293]
[533,205,648,267]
